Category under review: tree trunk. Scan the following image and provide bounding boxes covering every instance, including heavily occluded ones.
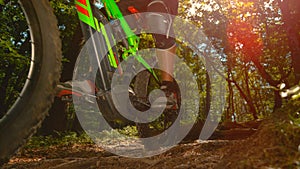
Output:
[226,71,235,121]
[273,90,282,111]
[38,98,68,135]
[60,26,83,82]
[244,64,258,119]
[231,79,258,119]
[277,0,300,84]
[205,71,211,119]
[251,58,282,111]
[39,26,83,135]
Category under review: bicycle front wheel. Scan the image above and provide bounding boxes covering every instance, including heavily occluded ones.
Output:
[0,0,61,164]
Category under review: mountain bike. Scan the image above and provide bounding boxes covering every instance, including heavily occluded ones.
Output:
[0,0,180,163]
[0,0,223,162]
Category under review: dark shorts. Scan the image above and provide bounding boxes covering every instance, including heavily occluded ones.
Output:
[118,0,179,49]
[144,0,179,15]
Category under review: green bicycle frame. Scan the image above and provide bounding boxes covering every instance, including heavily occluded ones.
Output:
[75,0,159,81]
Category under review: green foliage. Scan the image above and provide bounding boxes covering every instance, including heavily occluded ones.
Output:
[1,0,297,135]
[180,0,299,121]
[92,127,138,145]
[50,0,79,56]
[287,99,300,127]
[117,125,138,137]
[273,101,300,167]
[25,127,139,149]
[25,132,93,149]
[269,97,300,161]
[0,0,31,115]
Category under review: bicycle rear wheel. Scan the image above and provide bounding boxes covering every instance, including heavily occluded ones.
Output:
[0,0,61,164]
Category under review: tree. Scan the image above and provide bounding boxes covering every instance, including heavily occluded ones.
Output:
[180,0,296,120]
[276,0,300,84]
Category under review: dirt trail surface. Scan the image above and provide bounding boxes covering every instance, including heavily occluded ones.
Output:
[3,120,300,169]
[3,140,234,169]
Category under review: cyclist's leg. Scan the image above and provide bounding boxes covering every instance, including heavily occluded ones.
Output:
[135,0,179,143]
[147,0,180,108]
[147,0,178,81]
[156,44,176,82]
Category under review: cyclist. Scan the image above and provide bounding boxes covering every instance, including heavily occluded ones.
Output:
[57,0,180,109]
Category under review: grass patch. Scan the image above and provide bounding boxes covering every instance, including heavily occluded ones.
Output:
[25,125,139,149]
[25,132,94,149]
